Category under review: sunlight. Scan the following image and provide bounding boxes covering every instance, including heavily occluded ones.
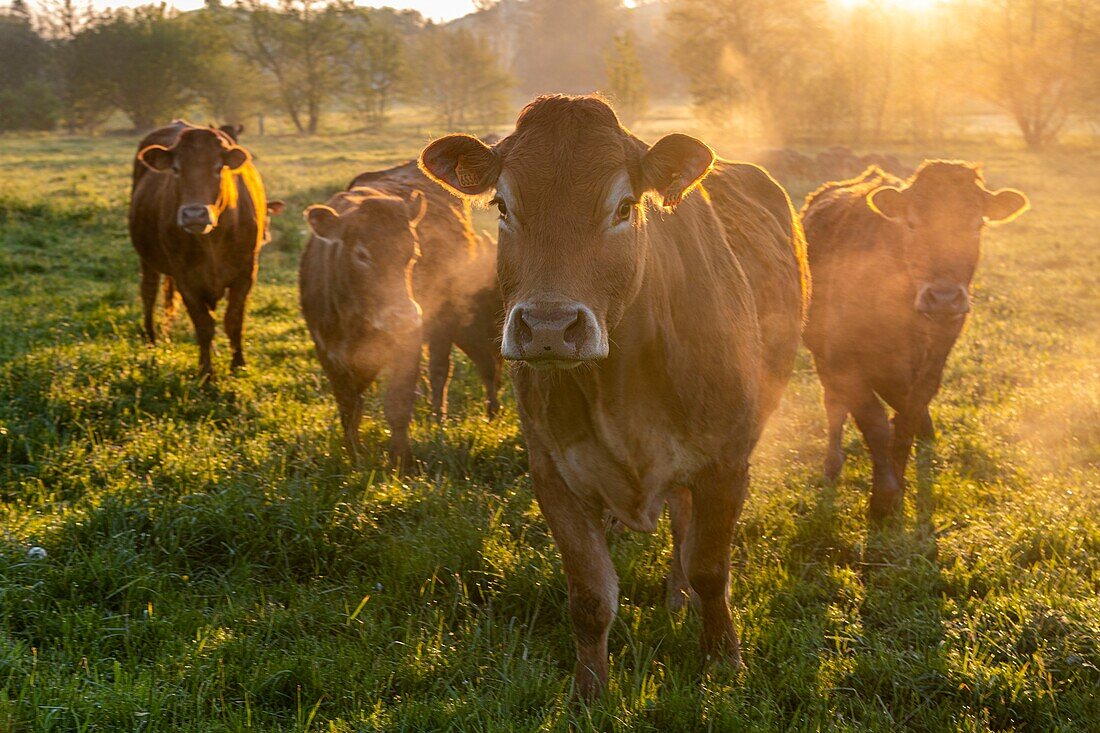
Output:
[834,0,940,11]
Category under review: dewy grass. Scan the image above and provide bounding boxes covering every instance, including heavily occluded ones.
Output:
[1,126,1098,731]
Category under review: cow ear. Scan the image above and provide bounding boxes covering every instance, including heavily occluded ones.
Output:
[406,190,428,228]
[138,145,174,172]
[267,199,286,216]
[867,186,907,220]
[419,134,500,197]
[305,205,341,240]
[223,146,250,171]
[642,134,715,209]
[984,188,1029,224]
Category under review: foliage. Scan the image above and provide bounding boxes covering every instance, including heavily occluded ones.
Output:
[233,0,353,134]
[183,6,270,126]
[413,25,513,130]
[515,0,620,95]
[70,5,205,131]
[961,0,1099,149]
[0,3,57,131]
[603,30,648,128]
[342,8,405,130]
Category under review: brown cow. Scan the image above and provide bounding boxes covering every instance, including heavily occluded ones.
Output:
[420,95,808,699]
[300,161,501,466]
[129,120,281,380]
[801,162,1028,519]
[347,162,502,422]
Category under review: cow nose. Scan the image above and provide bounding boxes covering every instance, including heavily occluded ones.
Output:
[502,301,608,366]
[179,205,212,231]
[377,301,422,335]
[916,284,969,316]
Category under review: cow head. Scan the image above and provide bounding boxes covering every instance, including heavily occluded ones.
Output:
[867,161,1028,322]
[420,95,714,368]
[138,128,251,235]
[218,123,244,143]
[304,191,426,335]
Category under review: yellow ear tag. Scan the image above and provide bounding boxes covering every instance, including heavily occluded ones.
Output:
[455,158,481,189]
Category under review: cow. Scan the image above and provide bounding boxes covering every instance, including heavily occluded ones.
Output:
[129,120,282,380]
[419,95,808,699]
[300,161,502,467]
[801,161,1029,519]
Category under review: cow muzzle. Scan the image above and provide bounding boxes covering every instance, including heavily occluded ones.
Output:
[502,300,608,368]
[178,204,216,235]
[373,301,422,336]
[915,283,970,320]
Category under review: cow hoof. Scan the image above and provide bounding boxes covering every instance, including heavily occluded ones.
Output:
[702,637,742,670]
[868,487,904,522]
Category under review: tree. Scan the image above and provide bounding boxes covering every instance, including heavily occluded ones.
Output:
[343,9,404,129]
[34,0,110,133]
[413,26,513,130]
[184,6,269,125]
[516,0,618,95]
[0,2,59,131]
[669,0,825,139]
[603,30,648,127]
[963,0,1098,149]
[234,0,350,134]
[71,6,204,131]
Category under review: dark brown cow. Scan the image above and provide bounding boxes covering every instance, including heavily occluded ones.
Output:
[420,95,807,699]
[300,161,502,466]
[802,162,1028,518]
[129,120,281,380]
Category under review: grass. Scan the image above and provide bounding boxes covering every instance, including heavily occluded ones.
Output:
[0,121,1098,732]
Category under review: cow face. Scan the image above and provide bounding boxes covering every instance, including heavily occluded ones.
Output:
[868,162,1028,321]
[138,129,250,235]
[304,192,425,335]
[420,95,714,368]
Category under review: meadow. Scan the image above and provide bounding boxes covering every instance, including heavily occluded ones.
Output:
[1,120,1098,732]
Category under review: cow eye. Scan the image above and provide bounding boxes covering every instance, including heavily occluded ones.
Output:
[615,198,637,224]
[490,197,508,221]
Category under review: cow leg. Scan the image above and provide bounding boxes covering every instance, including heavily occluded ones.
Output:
[665,486,694,611]
[384,335,421,471]
[332,371,366,461]
[916,407,935,440]
[162,276,179,336]
[530,445,617,701]
[891,410,919,486]
[426,330,453,422]
[847,389,903,519]
[684,461,748,664]
[457,330,502,419]
[823,386,848,482]
[224,276,254,371]
[139,261,160,344]
[179,291,216,381]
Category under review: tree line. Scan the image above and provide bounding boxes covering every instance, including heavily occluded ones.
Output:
[0,0,518,134]
[1,0,1097,149]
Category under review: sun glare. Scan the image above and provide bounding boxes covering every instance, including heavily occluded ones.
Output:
[835,0,940,11]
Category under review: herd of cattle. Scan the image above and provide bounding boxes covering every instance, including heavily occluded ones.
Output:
[127,94,1029,699]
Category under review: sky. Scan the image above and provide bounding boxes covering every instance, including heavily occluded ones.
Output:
[81,0,478,22]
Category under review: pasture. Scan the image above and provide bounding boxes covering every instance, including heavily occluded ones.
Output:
[1,124,1098,732]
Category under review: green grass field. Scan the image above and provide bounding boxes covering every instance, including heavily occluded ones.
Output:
[1,124,1098,732]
